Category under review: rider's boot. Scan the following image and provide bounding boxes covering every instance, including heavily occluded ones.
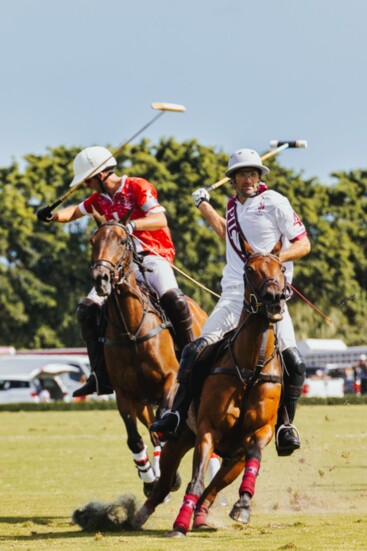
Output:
[72,298,114,398]
[159,288,195,358]
[276,347,306,456]
[149,337,208,436]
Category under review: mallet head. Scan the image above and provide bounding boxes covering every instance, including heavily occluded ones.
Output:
[270,140,308,149]
[151,102,186,113]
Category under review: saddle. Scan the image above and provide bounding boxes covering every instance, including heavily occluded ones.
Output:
[190,331,235,408]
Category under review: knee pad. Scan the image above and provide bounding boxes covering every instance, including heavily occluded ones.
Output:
[177,338,208,383]
[76,299,101,341]
[160,288,192,330]
[282,347,306,388]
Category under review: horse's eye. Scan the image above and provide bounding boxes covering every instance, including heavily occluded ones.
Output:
[120,238,127,245]
[246,266,254,275]
[281,266,286,273]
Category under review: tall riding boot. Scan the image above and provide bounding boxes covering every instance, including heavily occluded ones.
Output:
[150,337,208,436]
[276,347,306,456]
[159,288,195,358]
[73,299,113,398]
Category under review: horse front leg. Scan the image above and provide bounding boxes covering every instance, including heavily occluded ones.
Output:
[115,390,156,497]
[229,445,262,524]
[136,403,163,479]
[194,456,246,529]
[133,427,195,530]
[168,431,214,538]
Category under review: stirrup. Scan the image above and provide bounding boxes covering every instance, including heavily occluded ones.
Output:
[150,410,181,435]
[275,423,301,456]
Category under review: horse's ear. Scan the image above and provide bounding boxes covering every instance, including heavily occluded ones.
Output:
[240,238,254,259]
[119,208,134,226]
[91,207,105,227]
[271,238,282,257]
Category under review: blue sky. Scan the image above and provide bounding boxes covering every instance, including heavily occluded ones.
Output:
[1,0,367,185]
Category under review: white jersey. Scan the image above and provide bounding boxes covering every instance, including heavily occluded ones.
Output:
[222,189,307,289]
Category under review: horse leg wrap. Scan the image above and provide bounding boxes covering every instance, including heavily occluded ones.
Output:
[193,504,209,528]
[239,458,261,497]
[173,493,199,534]
[152,446,161,478]
[133,446,155,484]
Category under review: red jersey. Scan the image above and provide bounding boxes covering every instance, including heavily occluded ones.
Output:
[79,176,175,263]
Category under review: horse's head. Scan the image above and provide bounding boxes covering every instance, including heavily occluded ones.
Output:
[90,220,133,297]
[242,239,288,322]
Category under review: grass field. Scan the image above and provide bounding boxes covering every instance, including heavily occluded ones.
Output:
[1,405,367,550]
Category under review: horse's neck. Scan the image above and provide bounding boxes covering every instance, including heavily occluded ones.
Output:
[233,312,275,370]
[108,274,150,332]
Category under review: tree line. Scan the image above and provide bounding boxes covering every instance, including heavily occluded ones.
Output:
[0,138,366,349]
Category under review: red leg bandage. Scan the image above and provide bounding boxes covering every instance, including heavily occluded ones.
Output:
[173,493,199,533]
[239,458,261,497]
[193,505,209,528]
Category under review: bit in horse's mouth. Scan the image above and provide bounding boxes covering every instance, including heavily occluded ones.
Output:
[266,303,285,321]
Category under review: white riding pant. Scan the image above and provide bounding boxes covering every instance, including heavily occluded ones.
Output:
[87,254,179,306]
[200,283,296,352]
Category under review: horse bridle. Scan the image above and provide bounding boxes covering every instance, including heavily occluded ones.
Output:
[91,221,135,286]
[243,252,288,316]
[90,220,169,348]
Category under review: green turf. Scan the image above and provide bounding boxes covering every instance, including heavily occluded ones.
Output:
[0,405,366,550]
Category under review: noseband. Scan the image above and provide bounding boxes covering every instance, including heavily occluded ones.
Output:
[243,253,287,316]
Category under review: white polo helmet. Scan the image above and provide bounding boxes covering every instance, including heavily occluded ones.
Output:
[360,354,367,361]
[69,146,117,187]
[225,148,269,178]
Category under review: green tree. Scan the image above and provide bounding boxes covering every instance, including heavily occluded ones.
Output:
[0,140,366,348]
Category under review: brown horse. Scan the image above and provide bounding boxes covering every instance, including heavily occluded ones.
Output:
[90,218,207,497]
[133,240,287,534]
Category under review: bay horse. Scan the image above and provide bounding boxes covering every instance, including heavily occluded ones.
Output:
[90,216,207,497]
[133,239,287,534]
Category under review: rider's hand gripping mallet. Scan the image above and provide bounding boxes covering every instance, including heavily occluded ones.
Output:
[40,102,186,213]
[206,139,308,192]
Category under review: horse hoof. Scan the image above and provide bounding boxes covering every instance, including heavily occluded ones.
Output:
[171,471,182,492]
[167,531,186,538]
[193,523,215,532]
[132,505,151,529]
[143,479,157,498]
[229,505,251,524]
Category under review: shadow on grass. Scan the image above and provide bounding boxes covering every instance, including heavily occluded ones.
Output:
[0,515,199,541]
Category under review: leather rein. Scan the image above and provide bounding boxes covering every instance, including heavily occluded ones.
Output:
[212,252,286,390]
[91,221,171,348]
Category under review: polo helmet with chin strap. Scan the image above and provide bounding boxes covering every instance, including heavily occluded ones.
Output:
[225,148,270,178]
[69,146,117,187]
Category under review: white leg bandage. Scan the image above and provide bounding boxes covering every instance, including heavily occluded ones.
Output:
[133,446,156,483]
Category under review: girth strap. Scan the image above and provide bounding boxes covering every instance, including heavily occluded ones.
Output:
[100,321,171,347]
[211,366,282,384]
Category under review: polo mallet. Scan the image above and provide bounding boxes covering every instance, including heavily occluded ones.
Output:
[206,139,308,192]
[45,102,186,212]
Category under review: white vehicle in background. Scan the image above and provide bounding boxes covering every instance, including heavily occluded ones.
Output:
[0,363,81,404]
[0,354,90,395]
[302,366,345,398]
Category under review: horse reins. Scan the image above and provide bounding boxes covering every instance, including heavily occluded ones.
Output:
[92,222,170,347]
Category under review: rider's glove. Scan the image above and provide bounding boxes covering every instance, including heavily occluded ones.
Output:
[37,206,54,223]
[125,221,136,235]
[192,188,210,208]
